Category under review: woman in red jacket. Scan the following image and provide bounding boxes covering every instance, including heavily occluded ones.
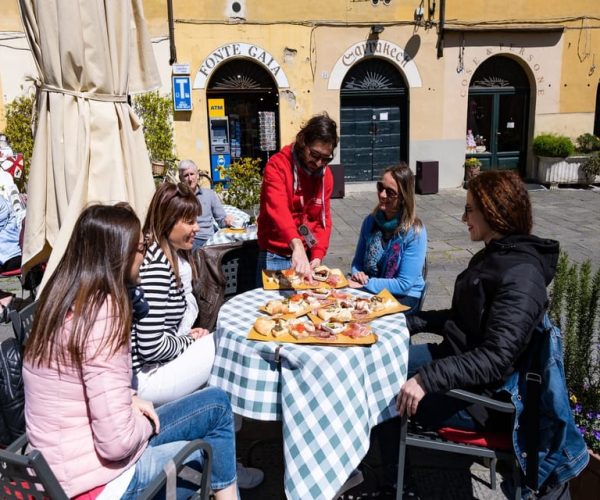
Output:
[257,113,338,280]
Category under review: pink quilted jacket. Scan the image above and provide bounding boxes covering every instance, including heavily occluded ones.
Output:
[23,301,153,497]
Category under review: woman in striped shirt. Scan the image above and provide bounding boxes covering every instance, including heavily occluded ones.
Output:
[132,182,216,406]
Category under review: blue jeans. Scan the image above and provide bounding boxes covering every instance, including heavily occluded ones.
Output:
[396,295,420,315]
[408,343,479,431]
[193,238,208,251]
[122,387,237,499]
[256,250,292,287]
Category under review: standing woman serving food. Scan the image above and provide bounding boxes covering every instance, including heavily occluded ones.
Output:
[349,163,427,313]
[257,112,338,279]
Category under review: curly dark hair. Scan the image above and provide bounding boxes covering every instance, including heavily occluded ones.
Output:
[468,170,532,235]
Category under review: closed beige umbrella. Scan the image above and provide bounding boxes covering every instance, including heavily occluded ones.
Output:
[18,0,160,281]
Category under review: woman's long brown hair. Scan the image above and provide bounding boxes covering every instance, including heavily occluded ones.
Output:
[143,182,200,285]
[24,204,141,367]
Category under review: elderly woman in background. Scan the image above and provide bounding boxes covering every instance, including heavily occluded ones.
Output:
[348,163,427,313]
[178,159,235,249]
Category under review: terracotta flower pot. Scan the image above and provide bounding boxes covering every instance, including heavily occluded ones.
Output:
[151,161,166,177]
[570,449,600,499]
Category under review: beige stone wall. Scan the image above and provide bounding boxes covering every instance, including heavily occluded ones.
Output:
[1,0,598,187]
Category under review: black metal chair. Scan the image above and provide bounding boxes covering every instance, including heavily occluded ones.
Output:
[9,300,37,345]
[413,257,429,313]
[396,389,521,500]
[193,239,260,330]
[0,434,213,500]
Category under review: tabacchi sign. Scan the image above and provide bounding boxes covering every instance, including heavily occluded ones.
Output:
[193,43,290,89]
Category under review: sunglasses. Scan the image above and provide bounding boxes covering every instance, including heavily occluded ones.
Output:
[376,181,399,199]
[308,147,334,165]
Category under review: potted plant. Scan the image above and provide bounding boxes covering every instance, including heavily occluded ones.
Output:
[132,91,177,177]
[548,253,600,498]
[3,95,35,191]
[464,157,482,183]
[214,157,263,221]
[533,133,590,185]
[582,152,600,184]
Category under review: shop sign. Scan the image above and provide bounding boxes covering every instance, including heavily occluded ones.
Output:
[328,39,422,89]
[208,98,225,117]
[194,43,290,89]
[172,75,192,111]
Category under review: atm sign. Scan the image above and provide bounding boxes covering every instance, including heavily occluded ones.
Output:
[208,99,225,117]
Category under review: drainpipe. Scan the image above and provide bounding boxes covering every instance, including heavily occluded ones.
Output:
[167,0,177,65]
[437,0,445,58]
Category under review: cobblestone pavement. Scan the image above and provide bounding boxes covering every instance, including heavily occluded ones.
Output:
[2,185,599,499]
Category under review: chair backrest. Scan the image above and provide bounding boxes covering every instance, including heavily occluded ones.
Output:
[0,436,68,500]
[220,240,260,298]
[413,257,428,313]
[192,239,259,330]
[10,300,38,346]
[1,434,212,500]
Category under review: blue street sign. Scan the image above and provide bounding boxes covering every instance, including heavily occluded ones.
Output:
[172,76,192,111]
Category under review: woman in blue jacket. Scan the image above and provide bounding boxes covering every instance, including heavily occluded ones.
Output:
[349,163,427,313]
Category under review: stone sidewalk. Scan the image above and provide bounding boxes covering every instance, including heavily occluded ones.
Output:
[2,184,599,499]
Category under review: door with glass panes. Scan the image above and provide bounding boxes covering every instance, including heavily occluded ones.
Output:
[467,56,530,173]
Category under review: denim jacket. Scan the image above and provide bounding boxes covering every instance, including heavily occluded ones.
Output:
[499,314,589,495]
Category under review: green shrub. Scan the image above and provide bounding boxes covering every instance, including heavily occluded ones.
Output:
[464,157,482,168]
[532,133,575,158]
[3,95,35,190]
[549,252,600,452]
[132,91,177,175]
[583,152,600,181]
[576,133,600,153]
[214,157,262,210]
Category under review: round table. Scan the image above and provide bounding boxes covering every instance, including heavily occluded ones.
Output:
[209,287,409,500]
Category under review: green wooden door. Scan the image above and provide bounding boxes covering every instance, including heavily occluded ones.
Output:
[340,99,402,181]
[467,56,530,174]
[339,58,407,181]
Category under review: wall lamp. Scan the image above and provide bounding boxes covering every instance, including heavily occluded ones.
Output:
[370,24,385,35]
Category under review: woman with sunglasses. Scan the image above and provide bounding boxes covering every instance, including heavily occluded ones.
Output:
[348,163,427,313]
[23,203,238,499]
[257,112,338,279]
[131,182,216,406]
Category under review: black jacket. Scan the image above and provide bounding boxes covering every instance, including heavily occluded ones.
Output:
[408,234,559,399]
[0,337,25,445]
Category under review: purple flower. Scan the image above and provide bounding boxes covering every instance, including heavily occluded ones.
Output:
[577,426,587,436]
[574,403,582,414]
[594,431,600,441]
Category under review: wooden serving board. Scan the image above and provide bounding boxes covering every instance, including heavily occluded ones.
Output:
[308,289,410,324]
[262,269,348,290]
[247,326,377,346]
[222,228,247,234]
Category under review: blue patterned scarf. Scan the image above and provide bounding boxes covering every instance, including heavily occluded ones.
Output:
[363,211,403,278]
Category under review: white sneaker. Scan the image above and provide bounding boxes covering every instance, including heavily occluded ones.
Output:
[236,462,264,489]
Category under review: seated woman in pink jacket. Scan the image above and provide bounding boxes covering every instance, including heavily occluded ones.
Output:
[22,204,238,499]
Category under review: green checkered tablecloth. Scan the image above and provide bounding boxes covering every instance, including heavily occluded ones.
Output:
[209,288,409,500]
[204,225,257,246]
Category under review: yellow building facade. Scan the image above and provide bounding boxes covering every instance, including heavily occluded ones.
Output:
[2,0,599,188]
